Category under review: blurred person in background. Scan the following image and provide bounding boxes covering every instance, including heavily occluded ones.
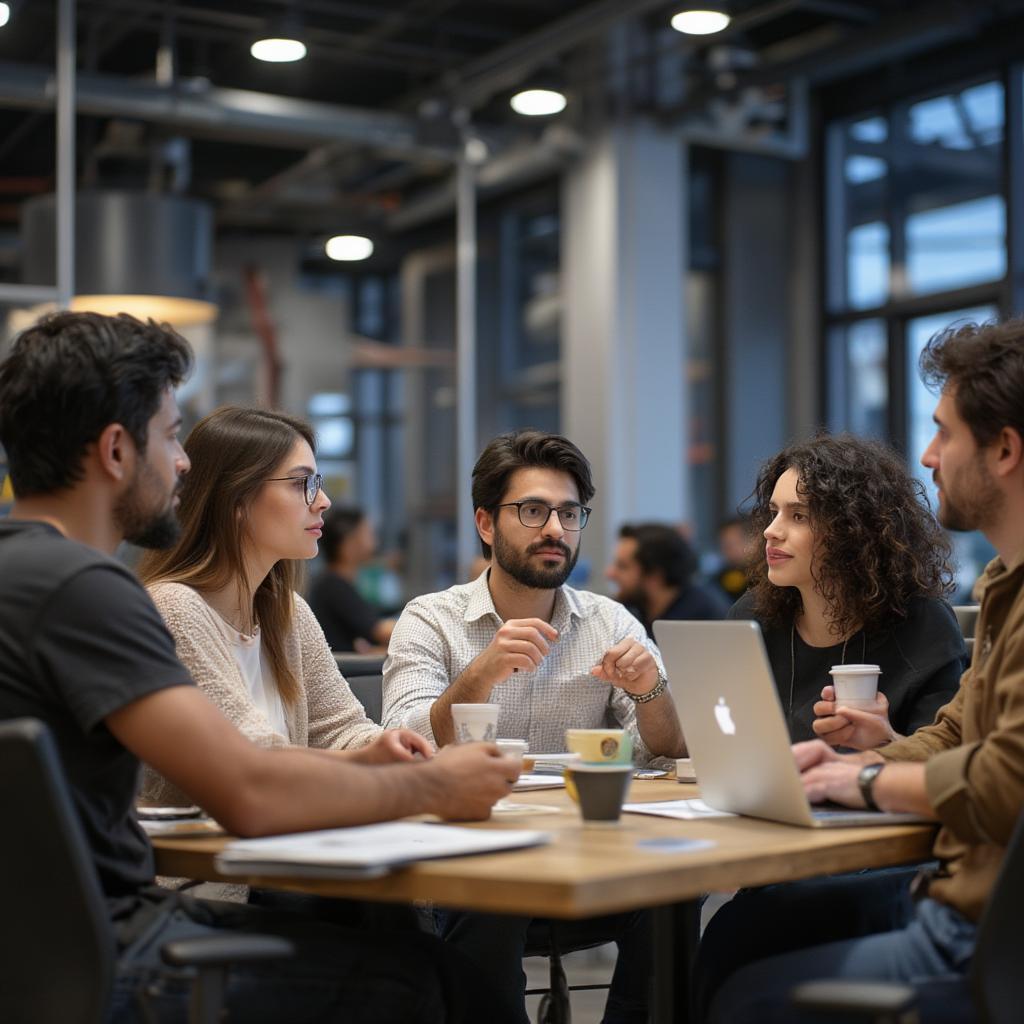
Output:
[714,516,753,603]
[309,506,397,653]
[606,523,727,637]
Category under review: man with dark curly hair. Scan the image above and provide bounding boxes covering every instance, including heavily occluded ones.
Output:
[696,317,1024,1022]
[728,434,966,747]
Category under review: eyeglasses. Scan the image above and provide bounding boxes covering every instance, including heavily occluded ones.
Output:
[266,472,324,507]
[496,500,591,531]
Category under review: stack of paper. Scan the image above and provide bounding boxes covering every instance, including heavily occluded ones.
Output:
[216,822,551,879]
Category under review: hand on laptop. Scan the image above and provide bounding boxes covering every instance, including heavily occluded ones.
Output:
[792,740,886,808]
[812,686,900,750]
[591,637,659,696]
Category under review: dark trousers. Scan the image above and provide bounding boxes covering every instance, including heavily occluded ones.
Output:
[108,891,501,1024]
[437,908,652,1024]
[694,867,976,1024]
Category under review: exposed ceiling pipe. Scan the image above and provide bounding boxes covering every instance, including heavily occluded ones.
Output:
[0,60,458,160]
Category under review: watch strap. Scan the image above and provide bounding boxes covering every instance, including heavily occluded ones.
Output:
[857,762,885,812]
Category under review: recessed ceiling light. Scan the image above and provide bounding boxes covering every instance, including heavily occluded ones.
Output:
[510,88,567,117]
[670,9,731,35]
[250,37,307,63]
[325,235,374,262]
[0,4,11,29]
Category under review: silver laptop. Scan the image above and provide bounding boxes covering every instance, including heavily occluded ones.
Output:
[653,620,930,828]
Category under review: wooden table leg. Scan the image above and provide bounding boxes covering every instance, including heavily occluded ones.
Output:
[651,900,701,1024]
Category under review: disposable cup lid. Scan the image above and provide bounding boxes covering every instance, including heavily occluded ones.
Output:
[828,664,882,676]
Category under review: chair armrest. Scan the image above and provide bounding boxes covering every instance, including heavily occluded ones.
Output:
[161,934,295,968]
[791,979,917,1015]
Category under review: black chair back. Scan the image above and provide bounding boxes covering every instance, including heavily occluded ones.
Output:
[971,807,1024,1023]
[0,718,115,1024]
[334,653,386,725]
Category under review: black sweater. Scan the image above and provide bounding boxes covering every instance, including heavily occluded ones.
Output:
[727,592,968,742]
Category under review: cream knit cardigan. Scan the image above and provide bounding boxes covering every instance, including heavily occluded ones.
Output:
[140,580,382,806]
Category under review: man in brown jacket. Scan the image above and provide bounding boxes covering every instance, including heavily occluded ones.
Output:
[697,317,1024,1022]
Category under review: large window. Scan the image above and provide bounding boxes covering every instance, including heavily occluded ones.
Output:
[826,73,1014,598]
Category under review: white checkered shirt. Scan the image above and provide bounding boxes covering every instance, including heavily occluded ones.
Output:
[381,571,666,763]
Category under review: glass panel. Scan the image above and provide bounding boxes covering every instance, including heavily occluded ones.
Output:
[906,305,998,600]
[901,81,1005,296]
[832,115,890,310]
[828,319,888,437]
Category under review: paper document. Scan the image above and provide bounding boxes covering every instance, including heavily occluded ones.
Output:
[513,773,566,791]
[623,799,735,821]
[216,822,551,879]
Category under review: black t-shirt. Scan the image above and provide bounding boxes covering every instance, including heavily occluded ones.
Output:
[727,591,967,742]
[308,571,381,651]
[0,520,193,905]
[639,584,728,638]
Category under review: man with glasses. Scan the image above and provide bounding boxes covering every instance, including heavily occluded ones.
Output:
[383,429,685,1024]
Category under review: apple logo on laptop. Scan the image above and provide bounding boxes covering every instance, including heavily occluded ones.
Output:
[714,697,736,735]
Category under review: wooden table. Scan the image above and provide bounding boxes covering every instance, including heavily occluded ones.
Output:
[153,780,936,1023]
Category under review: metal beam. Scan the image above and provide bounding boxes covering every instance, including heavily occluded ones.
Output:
[455,148,477,582]
[56,0,75,310]
[0,60,456,159]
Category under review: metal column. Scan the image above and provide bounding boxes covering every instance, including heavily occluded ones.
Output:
[455,148,478,580]
[56,0,76,310]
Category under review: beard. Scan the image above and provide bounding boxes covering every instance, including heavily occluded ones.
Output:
[492,523,579,590]
[936,461,1003,533]
[115,460,183,550]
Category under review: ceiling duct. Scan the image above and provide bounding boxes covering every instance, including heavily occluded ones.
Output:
[21,191,216,325]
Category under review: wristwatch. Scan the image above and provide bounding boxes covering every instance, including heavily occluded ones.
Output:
[857,762,885,812]
[625,674,668,705]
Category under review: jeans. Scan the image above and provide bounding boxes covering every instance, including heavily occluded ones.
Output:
[695,867,976,1024]
[436,908,652,1024]
[107,891,497,1024]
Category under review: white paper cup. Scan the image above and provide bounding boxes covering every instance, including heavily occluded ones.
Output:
[828,664,882,709]
[451,703,500,743]
[495,738,529,763]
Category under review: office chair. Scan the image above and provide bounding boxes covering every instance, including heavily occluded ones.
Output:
[334,652,386,724]
[791,806,1024,1023]
[0,718,293,1024]
[525,921,624,1024]
[952,605,980,639]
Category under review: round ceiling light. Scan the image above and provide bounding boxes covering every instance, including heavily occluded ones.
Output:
[670,10,731,35]
[510,88,567,117]
[0,4,10,29]
[250,37,307,63]
[325,235,374,262]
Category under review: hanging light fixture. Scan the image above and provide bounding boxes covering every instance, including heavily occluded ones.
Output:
[325,235,374,261]
[0,4,11,29]
[510,88,567,117]
[22,192,218,326]
[251,10,307,63]
[670,8,732,35]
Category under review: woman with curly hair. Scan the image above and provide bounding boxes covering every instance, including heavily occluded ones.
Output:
[728,433,966,749]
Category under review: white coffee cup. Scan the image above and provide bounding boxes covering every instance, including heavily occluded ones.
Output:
[828,664,882,709]
[451,703,500,743]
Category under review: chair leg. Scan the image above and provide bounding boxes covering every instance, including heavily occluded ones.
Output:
[537,929,572,1024]
[189,965,226,1024]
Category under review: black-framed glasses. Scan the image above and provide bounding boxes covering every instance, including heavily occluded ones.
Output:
[496,500,591,531]
[266,472,324,507]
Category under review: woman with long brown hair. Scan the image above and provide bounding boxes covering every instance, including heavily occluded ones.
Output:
[139,405,429,806]
[730,433,967,749]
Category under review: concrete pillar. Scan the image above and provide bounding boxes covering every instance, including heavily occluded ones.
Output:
[562,121,688,588]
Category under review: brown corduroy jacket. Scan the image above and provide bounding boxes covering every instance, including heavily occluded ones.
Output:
[879,545,1024,922]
